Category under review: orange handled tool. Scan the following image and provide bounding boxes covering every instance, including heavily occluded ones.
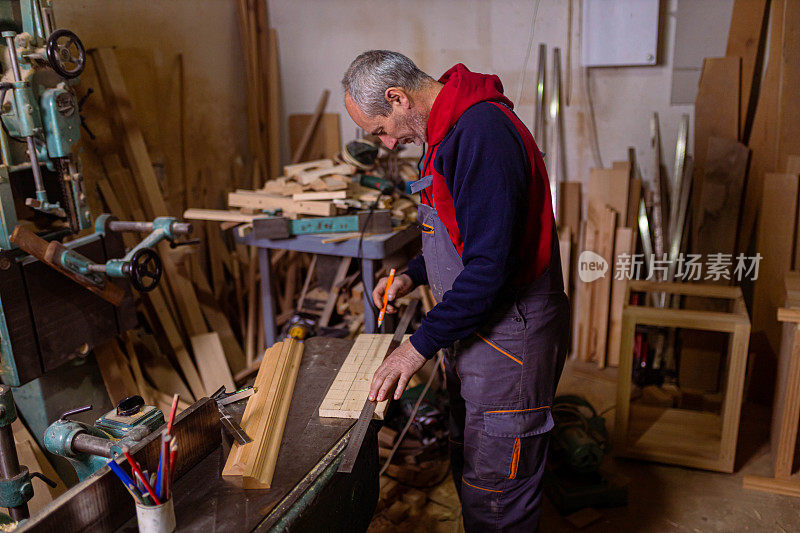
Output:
[377,268,396,327]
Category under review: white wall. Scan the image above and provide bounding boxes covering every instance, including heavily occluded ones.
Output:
[270,0,711,190]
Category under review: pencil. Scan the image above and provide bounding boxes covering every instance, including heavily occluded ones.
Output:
[107,459,144,505]
[122,448,161,506]
[166,394,180,435]
[377,268,396,327]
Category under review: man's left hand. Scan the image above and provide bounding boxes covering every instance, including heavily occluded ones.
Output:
[369,339,427,402]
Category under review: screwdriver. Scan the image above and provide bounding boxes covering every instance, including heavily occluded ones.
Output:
[377,268,396,327]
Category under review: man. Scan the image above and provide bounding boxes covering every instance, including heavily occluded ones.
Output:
[342,50,569,531]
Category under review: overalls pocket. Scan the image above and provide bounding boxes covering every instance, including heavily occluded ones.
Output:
[475,407,554,481]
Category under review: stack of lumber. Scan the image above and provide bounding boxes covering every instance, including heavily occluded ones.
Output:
[184,157,417,225]
[67,7,286,413]
[222,339,303,488]
[686,0,800,404]
[572,160,641,369]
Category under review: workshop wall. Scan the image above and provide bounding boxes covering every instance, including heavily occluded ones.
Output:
[54,0,251,192]
[270,0,729,188]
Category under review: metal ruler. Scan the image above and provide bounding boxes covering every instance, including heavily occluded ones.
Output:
[337,298,420,473]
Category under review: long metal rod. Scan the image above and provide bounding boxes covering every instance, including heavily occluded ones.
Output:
[337,299,420,473]
[534,43,547,146]
[550,47,567,222]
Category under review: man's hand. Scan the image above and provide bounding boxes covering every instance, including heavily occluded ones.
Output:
[372,273,414,314]
[369,339,426,402]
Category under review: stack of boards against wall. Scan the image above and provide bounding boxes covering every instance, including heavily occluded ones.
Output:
[222,339,304,489]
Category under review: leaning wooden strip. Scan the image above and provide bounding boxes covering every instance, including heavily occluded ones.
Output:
[222,339,304,488]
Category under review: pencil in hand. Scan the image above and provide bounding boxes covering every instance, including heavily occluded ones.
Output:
[378,268,396,327]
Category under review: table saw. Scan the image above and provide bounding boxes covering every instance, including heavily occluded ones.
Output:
[20,337,380,532]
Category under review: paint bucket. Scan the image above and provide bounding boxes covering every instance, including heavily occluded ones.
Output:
[135,499,176,533]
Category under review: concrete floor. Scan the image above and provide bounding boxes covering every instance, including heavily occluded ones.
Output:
[371,358,800,532]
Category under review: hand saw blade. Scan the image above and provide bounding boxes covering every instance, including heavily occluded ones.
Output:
[337,298,420,473]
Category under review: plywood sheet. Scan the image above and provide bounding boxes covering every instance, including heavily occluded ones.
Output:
[289,113,341,162]
[319,334,409,419]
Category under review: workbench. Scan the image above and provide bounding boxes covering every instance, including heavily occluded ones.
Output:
[236,225,421,346]
[22,337,380,532]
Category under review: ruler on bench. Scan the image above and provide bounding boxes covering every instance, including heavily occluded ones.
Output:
[337,298,420,473]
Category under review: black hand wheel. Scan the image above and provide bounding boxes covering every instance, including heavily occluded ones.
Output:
[128,248,162,292]
[45,29,86,79]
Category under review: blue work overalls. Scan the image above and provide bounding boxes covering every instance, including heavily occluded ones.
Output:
[416,192,569,531]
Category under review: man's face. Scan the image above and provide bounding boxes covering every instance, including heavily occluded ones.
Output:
[344,90,427,150]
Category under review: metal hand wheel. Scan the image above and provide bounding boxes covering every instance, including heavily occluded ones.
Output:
[45,29,85,79]
[127,248,162,292]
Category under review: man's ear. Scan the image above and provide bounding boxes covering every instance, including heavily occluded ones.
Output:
[385,87,411,109]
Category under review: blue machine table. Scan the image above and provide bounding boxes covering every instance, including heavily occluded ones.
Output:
[235,224,421,344]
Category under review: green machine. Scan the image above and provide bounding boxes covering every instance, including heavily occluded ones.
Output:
[0,0,191,516]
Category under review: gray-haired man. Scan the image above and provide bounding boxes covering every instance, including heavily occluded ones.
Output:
[342,50,569,531]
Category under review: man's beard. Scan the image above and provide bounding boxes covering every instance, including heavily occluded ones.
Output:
[403,111,427,145]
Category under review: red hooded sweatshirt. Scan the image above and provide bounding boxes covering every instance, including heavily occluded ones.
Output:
[407,64,557,358]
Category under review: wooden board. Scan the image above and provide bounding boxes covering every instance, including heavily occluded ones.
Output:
[228,191,336,216]
[725,0,770,141]
[590,203,618,368]
[289,113,341,162]
[558,181,581,239]
[183,208,259,223]
[292,190,347,201]
[295,163,356,186]
[694,57,741,168]
[588,167,629,224]
[691,137,750,259]
[752,173,799,358]
[739,0,785,257]
[318,334,408,419]
[607,227,635,367]
[283,159,333,178]
[93,338,138,405]
[190,332,236,396]
[193,270,247,375]
[223,339,304,489]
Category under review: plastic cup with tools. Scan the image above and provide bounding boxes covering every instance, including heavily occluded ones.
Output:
[135,498,176,533]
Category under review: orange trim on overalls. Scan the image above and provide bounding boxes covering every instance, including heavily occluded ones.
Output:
[421,223,434,234]
[509,437,521,479]
[462,476,503,493]
[475,333,523,365]
[485,405,550,414]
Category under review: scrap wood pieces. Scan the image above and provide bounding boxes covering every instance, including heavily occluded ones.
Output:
[222,339,304,489]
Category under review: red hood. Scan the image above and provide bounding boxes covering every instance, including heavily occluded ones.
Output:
[427,64,513,145]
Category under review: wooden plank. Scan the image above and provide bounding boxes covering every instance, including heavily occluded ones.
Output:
[191,332,236,396]
[739,0,785,257]
[183,208,259,223]
[289,113,341,162]
[318,257,352,328]
[128,330,193,401]
[607,227,635,367]
[743,474,800,497]
[319,334,401,419]
[141,289,204,400]
[777,1,800,177]
[193,269,247,375]
[691,137,750,259]
[93,338,138,406]
[267,28,282,179]
[752,173,799,357]
[627,280,743,300]
[291,89,330,164]
[223,339,304,488]
[588,167,628,226]
[558,181,581,238]
[772,321,800,477]
[292,190,347,201]
[588,202,617,367]
[726,0,770,142]
[228,191,336,216]
[295,163,357,186]
[694,57,741,168]
[283,159,334,178]
[92,48,169,218]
